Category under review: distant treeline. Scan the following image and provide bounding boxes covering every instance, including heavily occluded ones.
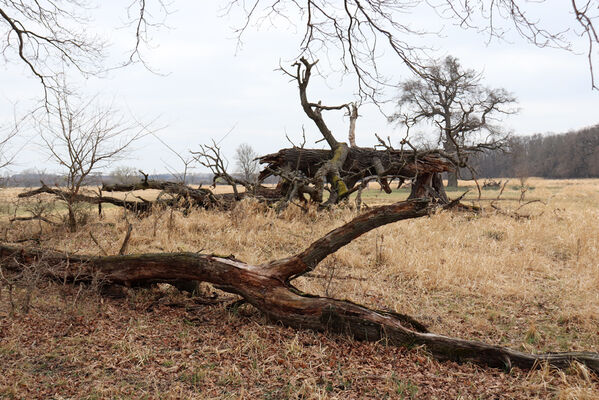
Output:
[472,124,599,179]
[3,171,279,188]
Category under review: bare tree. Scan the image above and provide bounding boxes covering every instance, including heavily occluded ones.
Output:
[0,110,22,170]
[0,1,169,101]
[193,140,244,200]
[0,2,597,105]
[151,133,195,184]
[229,0,599,98]
[35,90,146,231]
[235,143,259,183]
[109,166,141,185]
[390,56,518,187]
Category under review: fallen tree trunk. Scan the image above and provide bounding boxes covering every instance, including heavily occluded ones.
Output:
[101,179,222,209]
[1,199,597,374]
[102,179,284,209]
[18,180,284,216]
[18,184,154,213]
[259,147,453,202]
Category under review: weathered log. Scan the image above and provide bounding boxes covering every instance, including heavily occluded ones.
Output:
[103,179,285,208]
[259,147,453,203]
[102,180,220,209]
[18,180,284,216]
[259,148,451,183]
[18,184,154,213]
[2,199,597,374]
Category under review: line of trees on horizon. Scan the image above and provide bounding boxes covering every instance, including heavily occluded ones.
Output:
[472,124,599,179]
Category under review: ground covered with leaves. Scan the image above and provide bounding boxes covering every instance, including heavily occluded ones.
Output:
[1,178,598,398]
[2,287,592,399]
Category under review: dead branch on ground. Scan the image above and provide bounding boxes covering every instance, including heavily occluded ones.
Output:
[1,199,597,374]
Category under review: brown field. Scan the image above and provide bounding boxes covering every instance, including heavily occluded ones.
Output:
[1,178,598,399]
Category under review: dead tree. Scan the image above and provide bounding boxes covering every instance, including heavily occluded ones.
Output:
[284,58,351,205]
[259,147,451,203]
[191,140,285,203]
[101,172,222,209]
[390,56,518,187]
[1,198,598,374]
[192,140,247,200]
[19,170,285,220]
[34,89,145,231]
[266,58,453,207]
[18,183,155,214]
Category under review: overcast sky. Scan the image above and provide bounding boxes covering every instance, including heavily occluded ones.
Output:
[1,1,598,175]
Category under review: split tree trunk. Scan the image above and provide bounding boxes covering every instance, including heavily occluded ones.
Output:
[2,199,597,374]
[260,147,453,204]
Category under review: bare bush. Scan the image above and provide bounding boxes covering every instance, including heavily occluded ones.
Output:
[34,89,146,231]
[235,143,259,183]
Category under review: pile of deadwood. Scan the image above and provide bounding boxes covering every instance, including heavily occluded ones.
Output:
[16,145,452,214]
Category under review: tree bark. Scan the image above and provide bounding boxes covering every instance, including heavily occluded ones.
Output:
[348,103,358,147]
[2,199,597,374]
[447,172,458,188]
[18,184,154,213]
[259,147,452,197]
[18,181,284,215]
[408,172,450,203]
[444,137,459,187]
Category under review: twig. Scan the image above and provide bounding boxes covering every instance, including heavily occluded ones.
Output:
[89,232,108,256]
[119,223,133,255]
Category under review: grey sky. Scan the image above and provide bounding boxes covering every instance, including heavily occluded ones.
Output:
[1,1,598,175]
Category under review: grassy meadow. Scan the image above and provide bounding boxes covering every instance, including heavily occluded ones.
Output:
[0,178,598,399]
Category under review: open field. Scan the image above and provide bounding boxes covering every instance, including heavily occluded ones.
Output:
[1,178,598,399]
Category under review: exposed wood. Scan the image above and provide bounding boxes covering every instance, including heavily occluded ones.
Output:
[259,147,452,204]
[2,199,597,374]
[372,157,392,194]
[348,103,358,147]
[259,148,451,184]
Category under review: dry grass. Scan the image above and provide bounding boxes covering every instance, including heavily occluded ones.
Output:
[0,178,598,398]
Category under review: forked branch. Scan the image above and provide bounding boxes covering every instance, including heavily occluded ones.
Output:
[2,199,598,374]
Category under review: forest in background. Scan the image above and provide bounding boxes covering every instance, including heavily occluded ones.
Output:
[473,124,599,179]
[8,122,598,187]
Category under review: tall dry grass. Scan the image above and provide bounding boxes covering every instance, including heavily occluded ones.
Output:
[1,178,598,397]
